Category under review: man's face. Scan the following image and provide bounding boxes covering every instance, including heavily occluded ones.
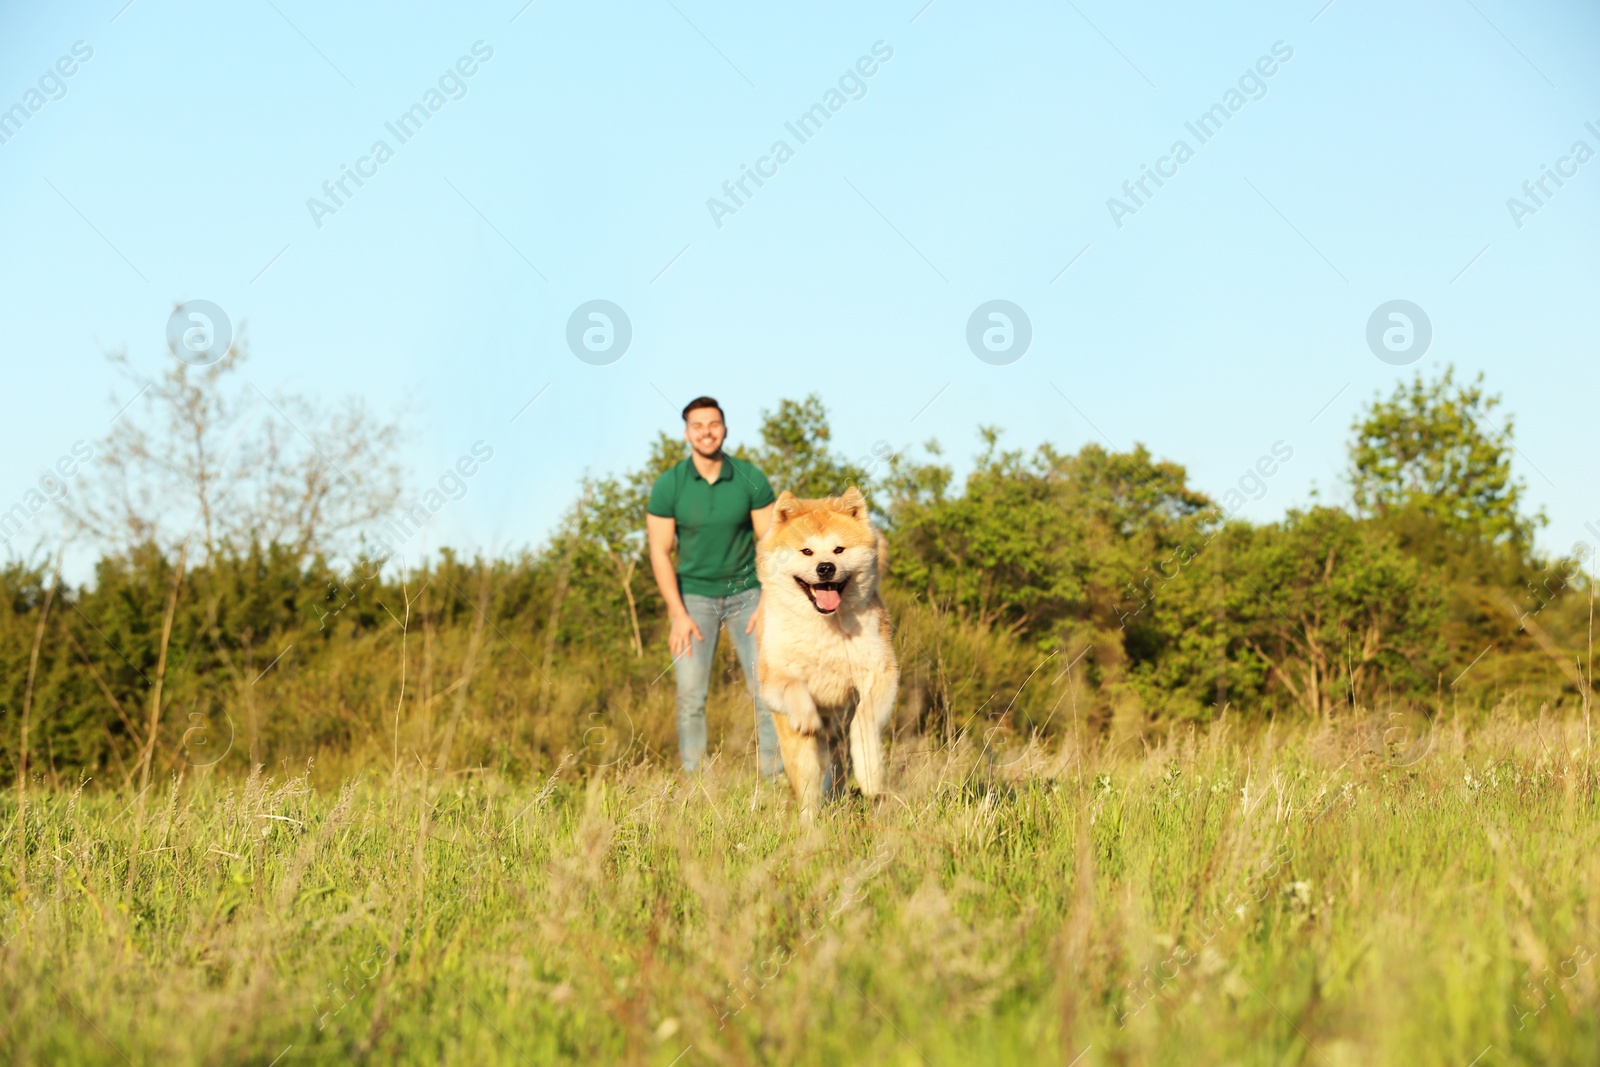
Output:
[684,408,726,458]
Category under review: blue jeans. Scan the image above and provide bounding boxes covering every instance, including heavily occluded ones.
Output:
[674,588,782,777]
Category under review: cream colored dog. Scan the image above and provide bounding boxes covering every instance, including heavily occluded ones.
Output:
[755,486,897,820]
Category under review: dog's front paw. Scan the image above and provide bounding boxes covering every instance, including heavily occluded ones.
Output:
[787,705,822,736]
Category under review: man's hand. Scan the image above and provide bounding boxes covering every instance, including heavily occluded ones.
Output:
[744,593,762,634]
[669,611,703,660]
[649,514,701,660]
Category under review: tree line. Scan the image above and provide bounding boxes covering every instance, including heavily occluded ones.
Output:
[1,355,1591,787]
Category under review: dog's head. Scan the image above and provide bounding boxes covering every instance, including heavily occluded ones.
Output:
[757,486,880,617]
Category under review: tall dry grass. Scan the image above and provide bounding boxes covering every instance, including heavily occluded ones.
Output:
[4,704,1599,1065]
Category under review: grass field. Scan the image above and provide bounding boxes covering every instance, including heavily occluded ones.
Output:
[4,709,1600,1066]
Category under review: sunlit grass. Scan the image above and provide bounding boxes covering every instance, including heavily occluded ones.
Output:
[4,711,1598,1066]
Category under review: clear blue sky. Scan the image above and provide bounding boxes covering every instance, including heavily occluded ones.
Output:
[3,0,1597,580]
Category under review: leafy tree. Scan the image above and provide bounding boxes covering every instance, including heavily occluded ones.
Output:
[1229,508,1445,716]
[884,432,1212,642]
[736,395,871,498]
[1126,510,1448,720]
[1348,367,1542,553]
[1346,367,1587,696]
[7,378,1587,786]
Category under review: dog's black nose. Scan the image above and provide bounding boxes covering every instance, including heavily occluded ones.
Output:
[814,561,836,581]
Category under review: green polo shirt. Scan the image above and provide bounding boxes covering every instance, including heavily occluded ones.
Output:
[648,453,776,597]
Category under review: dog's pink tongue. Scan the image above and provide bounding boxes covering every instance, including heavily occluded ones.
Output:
[813,586,842,611]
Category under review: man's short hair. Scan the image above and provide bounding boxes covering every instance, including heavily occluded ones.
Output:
[682,396,723,421]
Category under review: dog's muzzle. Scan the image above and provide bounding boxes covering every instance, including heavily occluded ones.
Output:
[795,574,848,614]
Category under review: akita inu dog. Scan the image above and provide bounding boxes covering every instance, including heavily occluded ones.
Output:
[755,486,897,820]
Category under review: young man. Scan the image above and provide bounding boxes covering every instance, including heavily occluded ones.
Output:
[646,397,782,776]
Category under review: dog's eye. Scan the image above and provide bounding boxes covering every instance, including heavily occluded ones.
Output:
[832,546,844,554]
[800,548,813,556]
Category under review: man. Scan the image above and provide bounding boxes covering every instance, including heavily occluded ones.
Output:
[647,397,782,776]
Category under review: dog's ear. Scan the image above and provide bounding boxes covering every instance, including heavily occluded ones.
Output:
[838,485,867,519]
[773,491,800,526]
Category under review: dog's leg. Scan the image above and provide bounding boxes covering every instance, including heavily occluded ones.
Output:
[770,711,826,822]
[760,674,822,737]
[849,672,897,797]
[823,704,853,801]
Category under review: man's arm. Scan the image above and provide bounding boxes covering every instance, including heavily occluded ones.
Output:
[647,513,702,658]
[750,503,774,541]
[744,503,776,633]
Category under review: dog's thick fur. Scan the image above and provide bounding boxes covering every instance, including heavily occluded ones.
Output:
[755,486,897,820]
